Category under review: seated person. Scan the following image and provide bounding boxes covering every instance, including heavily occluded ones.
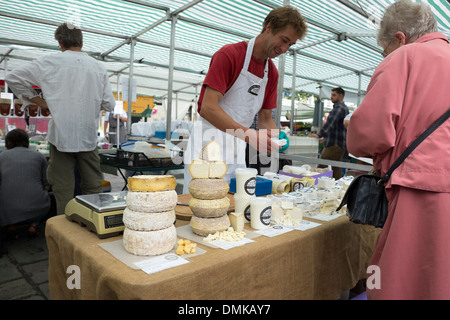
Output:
[0,129,51,237]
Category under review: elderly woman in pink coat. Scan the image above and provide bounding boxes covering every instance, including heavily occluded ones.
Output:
[347,0,450,300]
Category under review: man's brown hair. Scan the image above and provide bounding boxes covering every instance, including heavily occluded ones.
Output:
[261,5,308,40]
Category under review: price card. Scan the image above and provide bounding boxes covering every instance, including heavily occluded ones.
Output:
[206,237,254,250]
[134,253,189,274]
[256,225,294,237]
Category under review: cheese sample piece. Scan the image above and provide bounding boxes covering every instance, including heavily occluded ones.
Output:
[190,214,231,237]
[126,190,177,213]
[122,208,175,231]
[189,196,230,218]
[209,161,228,179]
[189,159,210,179]
[204,227,246,242]
[188,178,229,200]
[123,225,177,256]
[201,140,222,161]
[319,198,341,215]
[286,207,303,221]
[229,212,245,232]
[176,239,197,255]
[127,175,176,192]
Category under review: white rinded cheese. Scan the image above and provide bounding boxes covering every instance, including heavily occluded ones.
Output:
[122,207,175,231]
[189,196,230,218]
[189,159,228,179]
[190,214,231,237]
[189,159,210,179]
[200,140,222,161]
[126,190,177,213]
[229,212,245,233]
[208,161,227,179]
[188,178,229,200]
[123,225,177,256]
[128,175,176,192]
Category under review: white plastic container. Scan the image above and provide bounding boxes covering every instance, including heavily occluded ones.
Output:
[250,197,272,230]
[234,193,254,223]
[235,168,258,196]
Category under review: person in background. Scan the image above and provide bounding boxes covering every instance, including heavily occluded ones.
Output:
[104,110,128,146]
[183,5,308,192]
[6,22,115,214]
[347,0,450,300]
[0,129,51,237]
[311,87,349,179]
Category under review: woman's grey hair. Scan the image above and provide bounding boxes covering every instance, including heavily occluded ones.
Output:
[54,22,83,48]
[377,0,438,48]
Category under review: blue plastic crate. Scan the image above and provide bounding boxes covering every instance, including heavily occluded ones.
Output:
[229,176,272,196]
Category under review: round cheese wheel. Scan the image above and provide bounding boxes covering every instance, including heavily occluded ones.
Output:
[190,214,231,237]
[126,190,177,213]
[122,207,175,231]
[188,178,229,200]
[127,175,176,192]
[189,196,230,218]
[123,225,177,256]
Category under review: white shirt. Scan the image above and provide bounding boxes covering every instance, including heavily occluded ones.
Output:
[6,50,115,152]
[104,111,127,126]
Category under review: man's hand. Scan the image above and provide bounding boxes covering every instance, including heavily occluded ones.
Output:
[243,128,281,154]
[30,96,49,113]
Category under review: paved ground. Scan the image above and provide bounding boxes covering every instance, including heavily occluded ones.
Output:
[0,169,184,300]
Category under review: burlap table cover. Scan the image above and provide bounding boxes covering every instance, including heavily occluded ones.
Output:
[46,210,380,300]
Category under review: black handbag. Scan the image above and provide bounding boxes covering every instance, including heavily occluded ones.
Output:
[337,109,450,228]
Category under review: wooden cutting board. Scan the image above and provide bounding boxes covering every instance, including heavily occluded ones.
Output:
[175,193,235,221]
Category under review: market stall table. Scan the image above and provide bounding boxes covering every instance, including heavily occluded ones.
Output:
[46,196,381,300]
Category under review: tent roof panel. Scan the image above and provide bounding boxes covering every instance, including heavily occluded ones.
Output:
[0,0,448,104]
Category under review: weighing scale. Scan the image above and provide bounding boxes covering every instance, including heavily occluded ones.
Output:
[65,191,127,238]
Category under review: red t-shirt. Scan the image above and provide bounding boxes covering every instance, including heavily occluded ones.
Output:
[198,41,278,113]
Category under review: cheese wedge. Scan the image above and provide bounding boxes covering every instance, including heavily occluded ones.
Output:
[189,159,210,179]
[229,212,245,232]
[209,160,227,179]
[201,140,222,161]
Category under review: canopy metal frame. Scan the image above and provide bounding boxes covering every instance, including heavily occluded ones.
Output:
[0,0,448,138]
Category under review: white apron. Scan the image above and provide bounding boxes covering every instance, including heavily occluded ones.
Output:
[183,38,269,193]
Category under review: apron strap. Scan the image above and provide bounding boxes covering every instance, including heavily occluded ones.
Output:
[244,38,269,80]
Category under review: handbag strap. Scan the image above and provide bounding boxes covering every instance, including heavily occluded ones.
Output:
[380,108,450,184]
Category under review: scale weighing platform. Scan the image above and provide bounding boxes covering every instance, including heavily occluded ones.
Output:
[65,191,127,238]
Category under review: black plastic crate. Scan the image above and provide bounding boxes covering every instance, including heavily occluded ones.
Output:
[100,153,118,164]
[117,149,177,168]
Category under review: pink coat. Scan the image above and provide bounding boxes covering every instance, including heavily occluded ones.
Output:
[347,32,450,300]
[348,32,450,192]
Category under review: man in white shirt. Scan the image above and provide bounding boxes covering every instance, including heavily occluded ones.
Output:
[6,23,116,214]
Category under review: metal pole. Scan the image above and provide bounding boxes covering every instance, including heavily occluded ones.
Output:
[357,72,362,106]
[127,38,135,137]
[166,15,177,142]
[274,0,290,129]
[290,51,296,136]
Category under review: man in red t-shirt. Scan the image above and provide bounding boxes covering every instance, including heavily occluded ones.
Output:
[184,6,308,190]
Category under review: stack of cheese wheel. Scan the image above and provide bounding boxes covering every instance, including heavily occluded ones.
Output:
[122,175,178,256]
[188,141,231,236]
